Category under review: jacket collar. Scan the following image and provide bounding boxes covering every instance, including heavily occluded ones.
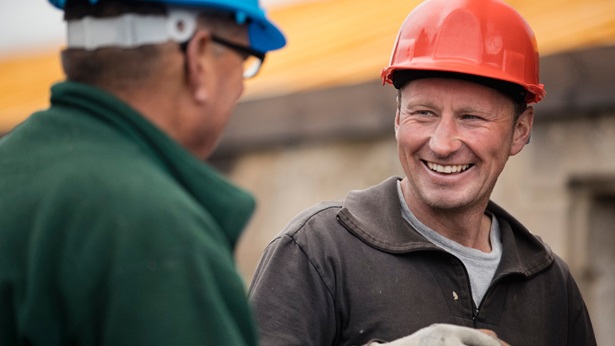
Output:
[49,81,255,249]
[337,176,554,278]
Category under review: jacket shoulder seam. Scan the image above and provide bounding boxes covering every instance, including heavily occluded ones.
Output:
[283,232,336,299]
[279,202,342,299]
[283,201,342,237]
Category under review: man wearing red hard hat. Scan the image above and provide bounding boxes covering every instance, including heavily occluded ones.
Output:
[0,0,284,345]
[249,0,596,345]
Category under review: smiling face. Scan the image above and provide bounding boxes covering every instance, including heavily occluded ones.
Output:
[395,78,533,215]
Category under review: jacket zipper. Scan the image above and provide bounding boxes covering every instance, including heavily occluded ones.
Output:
[452,254,487,329]
[471,273,506,328]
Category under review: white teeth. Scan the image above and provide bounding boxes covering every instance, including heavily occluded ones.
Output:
[426,162,470,174]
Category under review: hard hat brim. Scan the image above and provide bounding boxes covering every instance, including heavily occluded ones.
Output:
[382,61,545,104]
[247,13,286,53]
[167,0,286,52]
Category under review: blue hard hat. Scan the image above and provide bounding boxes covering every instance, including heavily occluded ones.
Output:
[48,0,286,53]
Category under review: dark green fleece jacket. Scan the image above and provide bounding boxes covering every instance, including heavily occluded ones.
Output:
[0,82,257,346]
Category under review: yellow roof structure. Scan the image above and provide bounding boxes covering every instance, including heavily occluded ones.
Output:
[1,0,615,133]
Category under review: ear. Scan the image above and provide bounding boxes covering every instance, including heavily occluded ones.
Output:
[510,106,534,156]
[185,30,212,103]
[394,92,401,139]
[394,109,400,139]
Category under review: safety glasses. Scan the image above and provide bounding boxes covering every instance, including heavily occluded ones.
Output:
[211,35,266,79]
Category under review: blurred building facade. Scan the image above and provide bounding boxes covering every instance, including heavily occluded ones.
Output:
[1,0,614,344]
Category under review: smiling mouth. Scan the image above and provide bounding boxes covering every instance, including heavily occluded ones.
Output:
[425,161,472,174]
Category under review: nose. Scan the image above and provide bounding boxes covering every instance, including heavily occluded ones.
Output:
[429,117,462,157]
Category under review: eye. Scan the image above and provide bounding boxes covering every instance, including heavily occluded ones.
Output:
[412,109,434,117]
[461,114,483,120]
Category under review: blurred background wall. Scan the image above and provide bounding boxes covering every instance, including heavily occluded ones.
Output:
[1,0,614,344]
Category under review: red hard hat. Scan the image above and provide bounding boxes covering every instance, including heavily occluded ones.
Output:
[381,0,545,104]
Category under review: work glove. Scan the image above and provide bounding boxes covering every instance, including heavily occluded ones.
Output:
[369,323,508,346]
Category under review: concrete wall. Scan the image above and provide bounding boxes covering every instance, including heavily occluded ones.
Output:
[492,112,615,346]
[493,111,615,256]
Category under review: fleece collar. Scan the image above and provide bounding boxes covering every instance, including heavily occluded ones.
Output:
[337,177,554,278]
[49,81,255,248]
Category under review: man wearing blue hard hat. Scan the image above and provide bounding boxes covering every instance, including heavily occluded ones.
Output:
[0,0,284,345]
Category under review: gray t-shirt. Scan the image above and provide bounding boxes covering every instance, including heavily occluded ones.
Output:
[397,182,502,307]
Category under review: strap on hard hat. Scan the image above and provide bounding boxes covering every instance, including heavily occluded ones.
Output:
[66,8,197,50]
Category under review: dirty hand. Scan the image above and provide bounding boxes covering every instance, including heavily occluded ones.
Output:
[369,323,509,346]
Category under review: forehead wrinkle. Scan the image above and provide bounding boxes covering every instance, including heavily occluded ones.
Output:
[400,88,439,109]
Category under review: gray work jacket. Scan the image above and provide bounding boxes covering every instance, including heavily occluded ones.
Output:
[249,177,596,346]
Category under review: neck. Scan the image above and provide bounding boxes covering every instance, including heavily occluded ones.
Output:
[113,80,213,159]
[401,179,493,252]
